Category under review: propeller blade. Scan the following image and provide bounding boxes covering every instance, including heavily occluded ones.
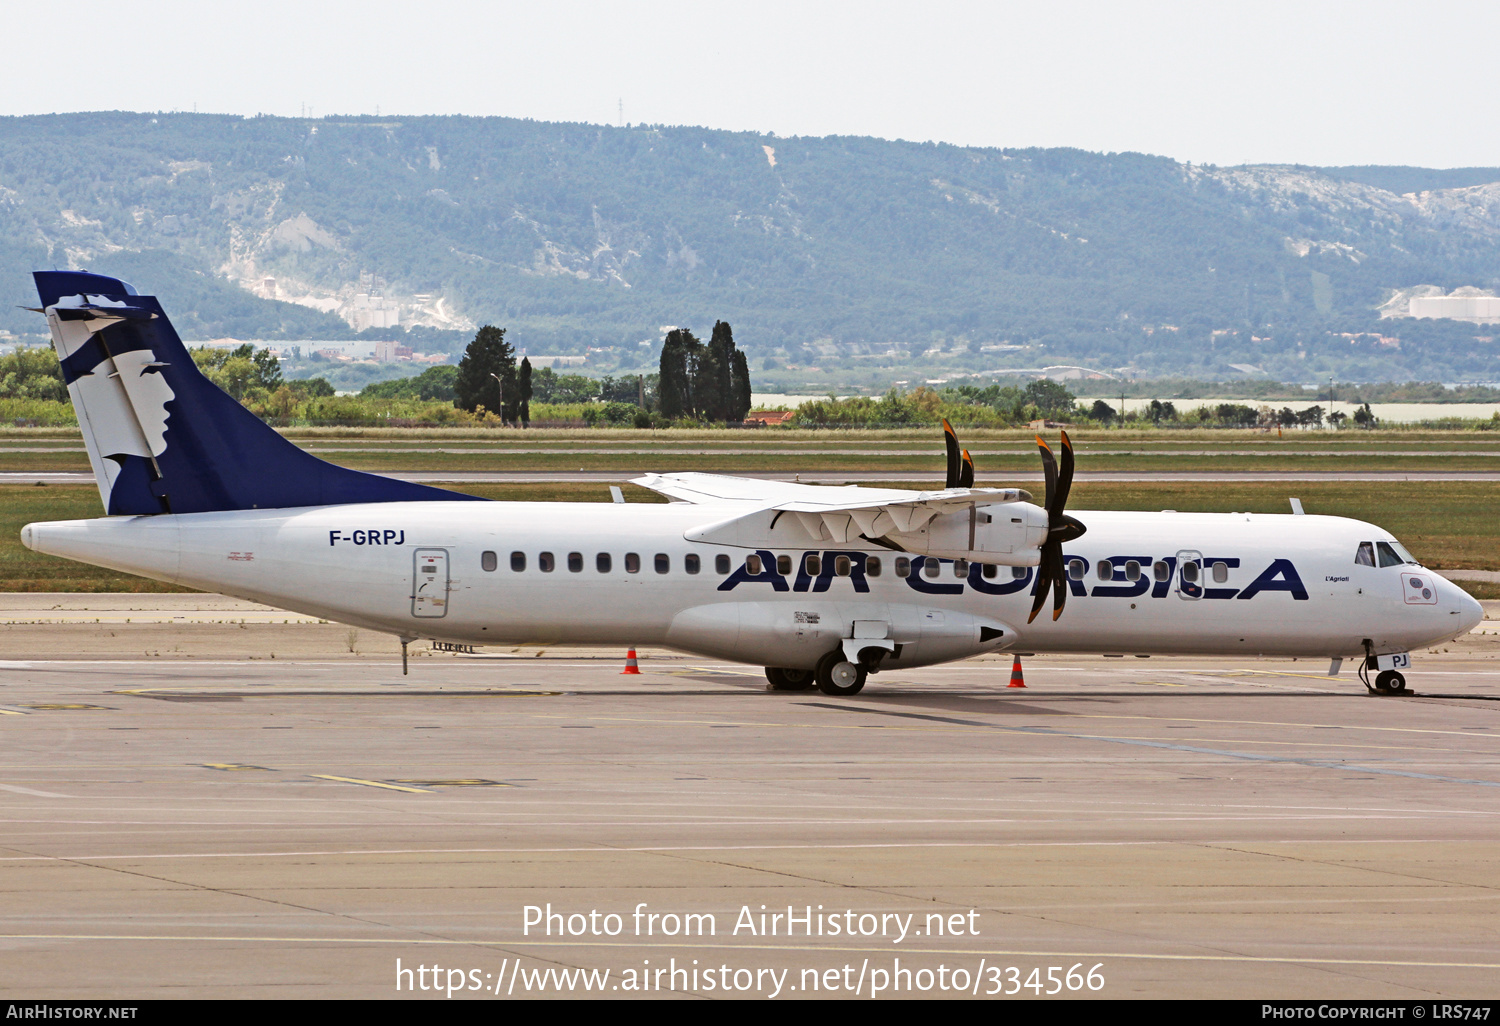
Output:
[959,449,974,489]
[1053,430,1075,515]
[942,419,961,489]
[1027,542,1059,624]
[1051,546,1069,621]
[1036,435,1057,511]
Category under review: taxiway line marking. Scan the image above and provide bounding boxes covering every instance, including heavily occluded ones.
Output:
[307,775,431,793]
[0,837,1489,863]
[0,933,1494,970]
[0,783,71,798]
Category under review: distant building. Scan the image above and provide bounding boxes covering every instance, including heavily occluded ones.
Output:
[1408,294,1500,323]
[528,355,588,369]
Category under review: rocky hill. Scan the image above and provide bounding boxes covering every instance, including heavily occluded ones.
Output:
[1,112,1497,382]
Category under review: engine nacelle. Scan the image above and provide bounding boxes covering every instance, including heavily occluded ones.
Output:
[886,501,1049,565]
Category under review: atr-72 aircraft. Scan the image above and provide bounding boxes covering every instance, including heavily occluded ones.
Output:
[20,271,1483,696]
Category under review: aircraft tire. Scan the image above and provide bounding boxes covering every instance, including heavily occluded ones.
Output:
[765,667,816,691]
[1375,670,1408,693]
[815,651,866,696]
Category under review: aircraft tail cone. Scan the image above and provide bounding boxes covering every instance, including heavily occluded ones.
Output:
[621,648,642,674]
[1007,655,1026,689]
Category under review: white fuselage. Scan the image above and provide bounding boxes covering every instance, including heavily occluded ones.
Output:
[22,501,1483,670]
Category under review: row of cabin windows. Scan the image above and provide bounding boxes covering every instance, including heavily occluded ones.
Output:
[1063,558,1231,584]
[484,550,706,575]
[479,550,1037,580]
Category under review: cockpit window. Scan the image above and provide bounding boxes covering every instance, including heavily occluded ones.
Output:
[1387,540,1418,565]
[1355,542,1376,567]
[1375,541,1411,568]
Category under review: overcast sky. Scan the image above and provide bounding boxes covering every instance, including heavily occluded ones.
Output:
[4,0,1496,168]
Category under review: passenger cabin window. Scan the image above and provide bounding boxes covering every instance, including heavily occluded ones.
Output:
[952,559,968,577]
[1181,562,1200,583]
[981,563,997,580]
[745,554,763,575]
[685,554,701,575]
[895,557,911,578]
[1067,559,1085,580]
[1211,561,1229,584]
[1355,542,1376,566]
[923,558,941,578]
[655,553,670,574]
[776,555,792,575]
[1153,560,1170,582]
[625,553,641,574]
[715,554,730,574]
[1012,565,1028,579]
[538,552,555,573]
[1097,559,1114,581]
[805,554,822,576]
[568,552,583,573]
[481,550,498,572]
[867,557,882,578]
[510,551,526,572]
[596,553,612,573]
[1125,560,1141,581]
[835,555,852,576]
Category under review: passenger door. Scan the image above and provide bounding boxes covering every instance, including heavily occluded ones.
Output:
[411,548,450,618]
[1176,549,1203,600]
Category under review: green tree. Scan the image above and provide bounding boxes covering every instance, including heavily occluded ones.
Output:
[699,321,735,421]
[0,346,67,401]
[729,348,752,422]
[454,325,513,415]
[518,357,532,427]
[658,328,703,419]
[1021,379,1077,419]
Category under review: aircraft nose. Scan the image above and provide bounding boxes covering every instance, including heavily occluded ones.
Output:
[1436,573,1486,635]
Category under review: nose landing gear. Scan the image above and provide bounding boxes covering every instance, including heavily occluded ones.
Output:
[1359,639,1410,694]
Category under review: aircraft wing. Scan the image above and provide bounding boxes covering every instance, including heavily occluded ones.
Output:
[634,472,1037,549]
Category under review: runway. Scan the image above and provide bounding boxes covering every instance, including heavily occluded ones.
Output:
[3,648,1500,998]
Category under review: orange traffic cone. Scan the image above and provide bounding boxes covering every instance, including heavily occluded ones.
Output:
[621,648,641,674]
[1007,655,1026,688]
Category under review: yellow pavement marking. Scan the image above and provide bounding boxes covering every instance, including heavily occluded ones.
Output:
[391,779,512,787]
[309,775,432,793]
[24,704,110,710]
[0,709,25,715]
[200,763,274,772]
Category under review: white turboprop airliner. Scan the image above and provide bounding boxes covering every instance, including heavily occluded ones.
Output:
[20,272,1483,696]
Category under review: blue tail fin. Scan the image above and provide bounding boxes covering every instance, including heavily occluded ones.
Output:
[34,270,484,515]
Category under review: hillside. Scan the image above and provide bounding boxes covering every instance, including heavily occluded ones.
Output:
[1,112,1498,383]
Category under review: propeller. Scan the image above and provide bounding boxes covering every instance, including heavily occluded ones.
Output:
[1028,431,1088,624]
[942,419,962,488]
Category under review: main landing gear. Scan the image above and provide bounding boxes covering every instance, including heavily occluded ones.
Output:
[764,666,815,691]
[764,651,871,696]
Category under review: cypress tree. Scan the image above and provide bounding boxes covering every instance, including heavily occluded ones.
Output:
[729,348,752,422]
[658,328,703,419]
[454,325,514,415]
[700,321,735,422]
[518,356,532,427]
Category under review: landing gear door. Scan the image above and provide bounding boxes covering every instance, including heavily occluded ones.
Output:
[1176,549,1203,600]
[412,548,450,618]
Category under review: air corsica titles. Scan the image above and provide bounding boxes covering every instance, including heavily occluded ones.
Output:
[719,550,1309,601]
